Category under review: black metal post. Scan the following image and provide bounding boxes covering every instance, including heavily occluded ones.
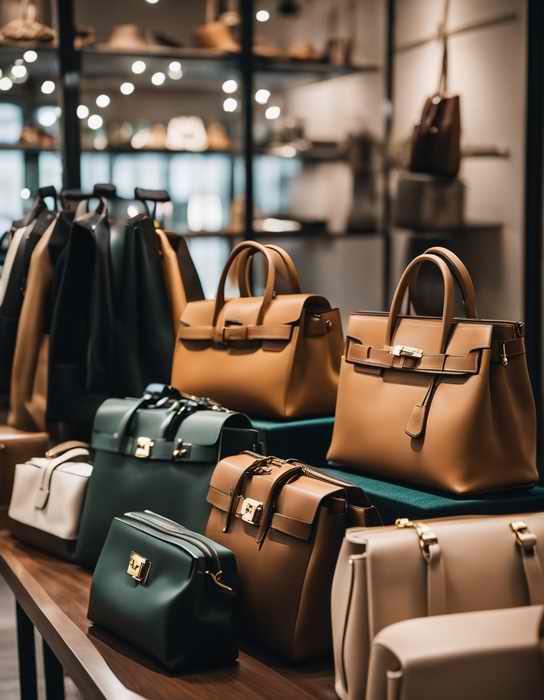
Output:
[524,0,544,462]
[43,639,65,700]
[240,0,255,240]
[53,0,81,189]
[381,0,395,308]
[15,602,38,700]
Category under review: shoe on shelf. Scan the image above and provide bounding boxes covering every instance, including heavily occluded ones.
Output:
[0,0,55,43]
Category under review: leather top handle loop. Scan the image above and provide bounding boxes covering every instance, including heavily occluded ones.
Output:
[237,244,301,297]
[424,246,478,317]
[212,241,276,329]
[386,253,456,354]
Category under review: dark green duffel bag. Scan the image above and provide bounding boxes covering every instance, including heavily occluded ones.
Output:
[88,510,238,671]
[76,385,258,567]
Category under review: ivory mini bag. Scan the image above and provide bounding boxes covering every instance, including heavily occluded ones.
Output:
[8,441,92,560]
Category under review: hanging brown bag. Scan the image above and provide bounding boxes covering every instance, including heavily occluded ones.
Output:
[409,0,461,178]
[327,247,538,495]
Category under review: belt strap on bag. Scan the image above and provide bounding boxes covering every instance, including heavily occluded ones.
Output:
[178,323,293,343]
[396,519,447,616]
[34,446,91,510]
[510,521,544,605]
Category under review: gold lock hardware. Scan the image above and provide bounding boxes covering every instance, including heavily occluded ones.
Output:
[240,497,263,525]
[135,437,154,459]
[391,345,423,359]
[396,518,438,562]
[127,551,152,584]
[510,520,537,551]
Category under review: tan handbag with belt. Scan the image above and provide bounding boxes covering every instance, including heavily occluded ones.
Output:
[331,513,544,700]
[172,241,343,418]
[367,605,544,700]
[328,247,537,494]
[205,451,380,661]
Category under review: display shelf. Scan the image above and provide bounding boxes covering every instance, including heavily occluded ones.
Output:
[0,43,59,79]
[254,56,381,88]
[0,143,58,153]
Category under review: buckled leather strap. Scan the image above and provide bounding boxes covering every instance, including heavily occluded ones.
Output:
[178,324,293,343]
[510,521,544,605]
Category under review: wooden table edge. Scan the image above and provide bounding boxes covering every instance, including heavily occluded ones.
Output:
[0,533,145,700]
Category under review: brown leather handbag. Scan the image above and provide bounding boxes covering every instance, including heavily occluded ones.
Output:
[332,513,544,700]
[205,451,380,661]
[172,241,343,419]
[328,247,538,495]
[409,1,461,178]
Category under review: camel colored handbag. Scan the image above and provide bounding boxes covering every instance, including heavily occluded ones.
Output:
[172,241,343,418]
[367,606,544,700]
[332,513,544,700]
[206,451,380,660]
[328,247,537,495]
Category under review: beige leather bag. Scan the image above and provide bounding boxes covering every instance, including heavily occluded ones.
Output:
[172,241,343,418]
[332,513,544,700]
[328,247,538,494]
[205,451,380,661]
[367,605,544,700]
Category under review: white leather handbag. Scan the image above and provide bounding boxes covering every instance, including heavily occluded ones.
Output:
[8,441,92,560]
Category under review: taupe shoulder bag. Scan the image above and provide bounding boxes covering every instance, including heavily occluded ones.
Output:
[328,247,537,494]
[172,241,343,419]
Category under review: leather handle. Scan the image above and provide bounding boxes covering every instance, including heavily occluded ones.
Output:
[35,447,91,510]
[386,253,456,354]
[212,241,276,328]
[424,246,478,317]
[237,245,301,296]
[112,393,155,451]
[45,441,90,459]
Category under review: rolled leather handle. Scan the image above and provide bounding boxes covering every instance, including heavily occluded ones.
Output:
[45,441,90,459]
[424,246,478,317]
[387,253,456,354]
[237,244,301,296]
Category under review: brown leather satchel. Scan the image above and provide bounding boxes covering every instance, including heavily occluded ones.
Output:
[409,1,461,178]
[332,513,544,700]
[328,247,538,494]
[172,241,343,418]
[205,451,380,661]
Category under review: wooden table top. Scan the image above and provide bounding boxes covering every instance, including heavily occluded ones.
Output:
[0,531,336,700]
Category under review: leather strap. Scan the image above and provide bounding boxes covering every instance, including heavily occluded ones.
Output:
[93,432,217,464]
[178,323,293,343]
[112,392,155,451]
[255,464,305,548]
[426,540,447,615]
[34,447,91,510]
[237,244,301,296]
[45,440,90,458]
[424,246,477,317]
[510,521,544,605]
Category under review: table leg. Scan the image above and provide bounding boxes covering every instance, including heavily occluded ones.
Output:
[15,601,38,700]
[43,639,65,700]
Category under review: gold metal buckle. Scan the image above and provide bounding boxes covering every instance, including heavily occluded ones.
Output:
[127,551,151,584]
[510,520,537,551]
[172,440,191,459]
[240,497,263,525]
[396,518,438,562]
[135,437,154,459]
[391,345,423,359]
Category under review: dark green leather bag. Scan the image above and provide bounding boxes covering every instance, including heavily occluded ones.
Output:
[88,510,238,671]
[76,385,258,567]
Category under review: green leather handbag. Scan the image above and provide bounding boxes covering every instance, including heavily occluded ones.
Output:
[88,510,238,671]
[76,385,258,567]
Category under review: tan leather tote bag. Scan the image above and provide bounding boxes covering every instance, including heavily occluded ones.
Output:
[328,247,537,494]
[172,241,343,418]
[205,451,380,661]
[332,513,544,700]
[367,605,544,700]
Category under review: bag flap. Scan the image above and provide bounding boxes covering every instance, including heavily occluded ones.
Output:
[176,410,251,447]
[92,397,140,438]
[180,293,330,331]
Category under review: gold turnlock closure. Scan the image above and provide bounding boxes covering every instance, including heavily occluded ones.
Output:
[127,551,152,584]
[240,497,263,525]
[135,437,154,459]
[172,440,191,459]
[396,518,438,562]
[510,520,537,552]
[391,345,424,359]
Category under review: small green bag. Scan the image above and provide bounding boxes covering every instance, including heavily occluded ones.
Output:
[88,510,238,671]
[76,385,258,567]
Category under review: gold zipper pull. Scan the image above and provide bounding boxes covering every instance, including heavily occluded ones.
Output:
[501,344,509,367]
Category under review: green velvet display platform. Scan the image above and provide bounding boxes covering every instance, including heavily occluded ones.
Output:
[249,416,334,467]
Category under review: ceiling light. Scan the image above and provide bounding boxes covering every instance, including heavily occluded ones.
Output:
[41,80,55,94]
[20,188,31,200]
[0,77,13,91]
[222,79,238,94]
[11,62,27,80]
[151,71,166,86]
[256,9,271,22]
[265,105,281,120]
[120,81,135,95]
[255,88,271,104]
[223,97,238,112]
[23,49,38,63]
[76,104,89,119]
[145,0,159,4]
[96,94,111,108]
[131,60,146,74]
[88,114,103,130]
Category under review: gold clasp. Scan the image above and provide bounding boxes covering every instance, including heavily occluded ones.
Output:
[135,437,154,459]
[392,345,424,359]
[127,551,152,584]
[510,520,537,552]
[240,497,263,525]
[501,344,509,367]
[207,570,234,593]
[396,518,438,562]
